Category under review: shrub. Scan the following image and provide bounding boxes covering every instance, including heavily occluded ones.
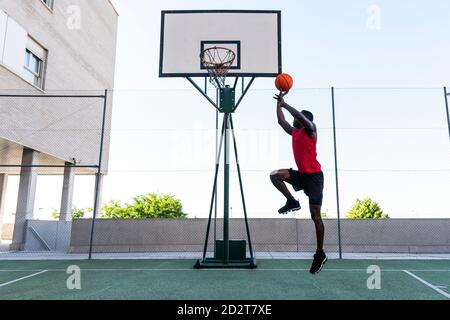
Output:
[101,193,187,219]
[346,198,389,219]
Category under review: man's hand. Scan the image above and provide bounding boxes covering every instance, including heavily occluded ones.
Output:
[273,91,288,107]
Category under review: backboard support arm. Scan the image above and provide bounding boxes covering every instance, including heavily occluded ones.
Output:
[233,77,239,90]
[233,77,255,112]
[186,77,219,110]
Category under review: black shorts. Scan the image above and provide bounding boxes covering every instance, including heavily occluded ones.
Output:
[288,169,324,205]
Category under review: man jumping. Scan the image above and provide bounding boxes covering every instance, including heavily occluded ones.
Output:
[270,92,327,274]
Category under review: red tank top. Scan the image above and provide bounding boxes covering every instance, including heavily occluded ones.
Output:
[292,128,321,173]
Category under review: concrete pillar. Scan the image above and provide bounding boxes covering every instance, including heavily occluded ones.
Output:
[10,148,39,251]
[93,173,103,217]
[59,163,75,221]
[0,174,8,242]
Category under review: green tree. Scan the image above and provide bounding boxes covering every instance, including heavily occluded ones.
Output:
[51,207,92,220]
[346,198,389,219]
[72,207,92,219]
[101,193,187,219]
[101,200,137,219]
[51,209,59,220]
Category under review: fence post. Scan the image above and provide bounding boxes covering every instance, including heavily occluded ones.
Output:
[331,87,342,259]
[444,87,450,141]
[88,89,108,260]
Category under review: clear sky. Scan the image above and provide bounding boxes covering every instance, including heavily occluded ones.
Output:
[3,0,450,221]
[111,0,450,89]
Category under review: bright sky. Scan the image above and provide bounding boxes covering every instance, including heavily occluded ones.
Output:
[3,0,450,221]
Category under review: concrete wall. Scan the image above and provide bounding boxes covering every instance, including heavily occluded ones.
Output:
[24,220,71,251]
[69,218,450,254]
[0,0,118,172]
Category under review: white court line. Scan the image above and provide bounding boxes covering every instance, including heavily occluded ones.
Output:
[0,270,48,288]
[403,270,450,299]
[0,268,449,272]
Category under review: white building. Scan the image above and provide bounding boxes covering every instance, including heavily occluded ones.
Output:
[0,0,118,250]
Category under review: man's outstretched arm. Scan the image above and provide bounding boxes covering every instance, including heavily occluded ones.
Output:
[274,93,315,133]
[282,102,315,133]
[275,98,293,135]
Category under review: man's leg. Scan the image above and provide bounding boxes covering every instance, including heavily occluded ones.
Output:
[310,204,324,251]
[309,202,327,274]
[270,169,293,199]
[270,169,301,214]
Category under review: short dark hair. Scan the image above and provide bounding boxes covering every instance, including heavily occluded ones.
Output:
[301,110,314,122]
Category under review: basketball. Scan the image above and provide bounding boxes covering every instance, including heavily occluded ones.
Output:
[275,73,294,92]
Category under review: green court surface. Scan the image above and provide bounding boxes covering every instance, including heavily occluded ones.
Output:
[0,259,448,300]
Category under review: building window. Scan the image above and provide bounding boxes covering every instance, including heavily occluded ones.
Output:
[41,0,54,10]
[22,37,47,89]
[23,50,43,88]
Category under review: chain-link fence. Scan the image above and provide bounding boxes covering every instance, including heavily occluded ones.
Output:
[0,87,449,260]
[0,90,108,258]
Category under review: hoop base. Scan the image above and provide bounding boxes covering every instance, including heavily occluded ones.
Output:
[194,258,257,269]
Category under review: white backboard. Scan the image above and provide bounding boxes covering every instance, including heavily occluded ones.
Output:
[159,10,282,77]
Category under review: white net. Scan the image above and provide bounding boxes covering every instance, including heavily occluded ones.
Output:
[200,47,236,89]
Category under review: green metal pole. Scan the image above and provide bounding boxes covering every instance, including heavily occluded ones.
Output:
[214,88,219,254]
[88,89,108,260]
[201,117,225,261]
[331,87,342,259]
[223,113,230,264]
[444,87,450,141]
[229,115,254,260]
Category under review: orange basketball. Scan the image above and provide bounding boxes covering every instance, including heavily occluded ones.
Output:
[275,73,294,92]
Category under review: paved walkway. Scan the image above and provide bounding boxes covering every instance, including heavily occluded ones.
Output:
[0,250,449,260]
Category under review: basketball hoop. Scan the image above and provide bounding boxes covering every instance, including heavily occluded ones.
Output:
[200,46,236,89]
